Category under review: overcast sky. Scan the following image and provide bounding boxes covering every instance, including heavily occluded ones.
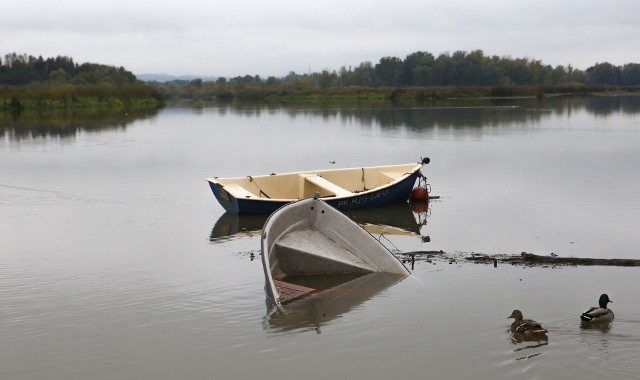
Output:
[3,0,638,78]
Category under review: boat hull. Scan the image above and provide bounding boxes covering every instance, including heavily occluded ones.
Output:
[207,164,423,214]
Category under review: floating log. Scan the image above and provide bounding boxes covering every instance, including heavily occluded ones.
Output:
[401,251,640,267]
[467,252,640,267]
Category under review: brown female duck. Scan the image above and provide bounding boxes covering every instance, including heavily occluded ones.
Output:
[508,309,548,335]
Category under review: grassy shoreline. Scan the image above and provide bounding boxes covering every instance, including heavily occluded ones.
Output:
[3,84,639,112]
[0,82,164,112]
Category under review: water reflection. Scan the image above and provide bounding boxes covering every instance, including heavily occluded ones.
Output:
[506,327,549,363]
[584,95,640,116]
[344,201,429,237]
[580,322,612,333]
[263,272,408,334]
[508,329,550,345]
[209,213,268,242]
[4,96,639,143]
[0,107,160,141]
[578,322,614,355]
[209,201,430,243]
[200,95,640,131]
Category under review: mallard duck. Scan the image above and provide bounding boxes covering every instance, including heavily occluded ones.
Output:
[580,294,614,323]
[508,309,548,335]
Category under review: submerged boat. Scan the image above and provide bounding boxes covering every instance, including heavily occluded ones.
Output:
[261,197,410,306]
[264,272,407,333]
[207,158,429,214]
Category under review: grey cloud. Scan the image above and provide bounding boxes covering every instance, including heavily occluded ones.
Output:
[3,0,639,77]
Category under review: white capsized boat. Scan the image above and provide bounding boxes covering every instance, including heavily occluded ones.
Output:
[261,197,410,306]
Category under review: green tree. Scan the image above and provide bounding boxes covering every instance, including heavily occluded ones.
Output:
[352,62,373,86]
[587,62,621,85]
[621,63,640,85]
[432,53,453,85]
[373,57,403,86]
[403,51,435,86]
[48,68,69,82]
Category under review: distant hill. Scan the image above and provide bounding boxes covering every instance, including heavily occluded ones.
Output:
[136,73,218,82]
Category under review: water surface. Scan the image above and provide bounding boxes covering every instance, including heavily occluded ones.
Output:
[2,97,639,379]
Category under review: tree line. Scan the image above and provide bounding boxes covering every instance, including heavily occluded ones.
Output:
[0,53,138,85]
[273,49,640,87]
[1,53,163,111]
[3,50,640,107]
[312,50,640,87]
[151,50,640,102]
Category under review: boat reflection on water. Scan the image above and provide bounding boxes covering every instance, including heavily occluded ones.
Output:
[209,200,431,243]
[343,200,430,241]
[263,272,408,334]
[209,213,268,243]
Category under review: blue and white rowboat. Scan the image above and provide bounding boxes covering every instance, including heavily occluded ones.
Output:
[206,159,429,214]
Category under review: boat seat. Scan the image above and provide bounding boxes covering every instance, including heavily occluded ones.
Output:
[274,229,375,275]
[302,175,352,197]
[222,184,256,199]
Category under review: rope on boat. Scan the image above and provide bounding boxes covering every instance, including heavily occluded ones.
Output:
[248,176,271,199]
[377,233,401,254]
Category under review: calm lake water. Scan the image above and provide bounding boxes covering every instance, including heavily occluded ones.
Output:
[1,96,639,379]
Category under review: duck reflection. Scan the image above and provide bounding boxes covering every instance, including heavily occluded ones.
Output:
[507,328,549,361]
[580,321,612,333]
[508,330,550,345]
[263,272,408,334]
[579,322,613,353]
[209,201,431,243]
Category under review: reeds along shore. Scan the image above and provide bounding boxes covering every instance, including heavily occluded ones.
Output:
[0,82,163,111]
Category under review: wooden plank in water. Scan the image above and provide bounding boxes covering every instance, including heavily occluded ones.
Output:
[274,280,316,303]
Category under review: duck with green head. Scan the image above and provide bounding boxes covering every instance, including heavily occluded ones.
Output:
[580,294,614,323]
[508,309,548,335]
